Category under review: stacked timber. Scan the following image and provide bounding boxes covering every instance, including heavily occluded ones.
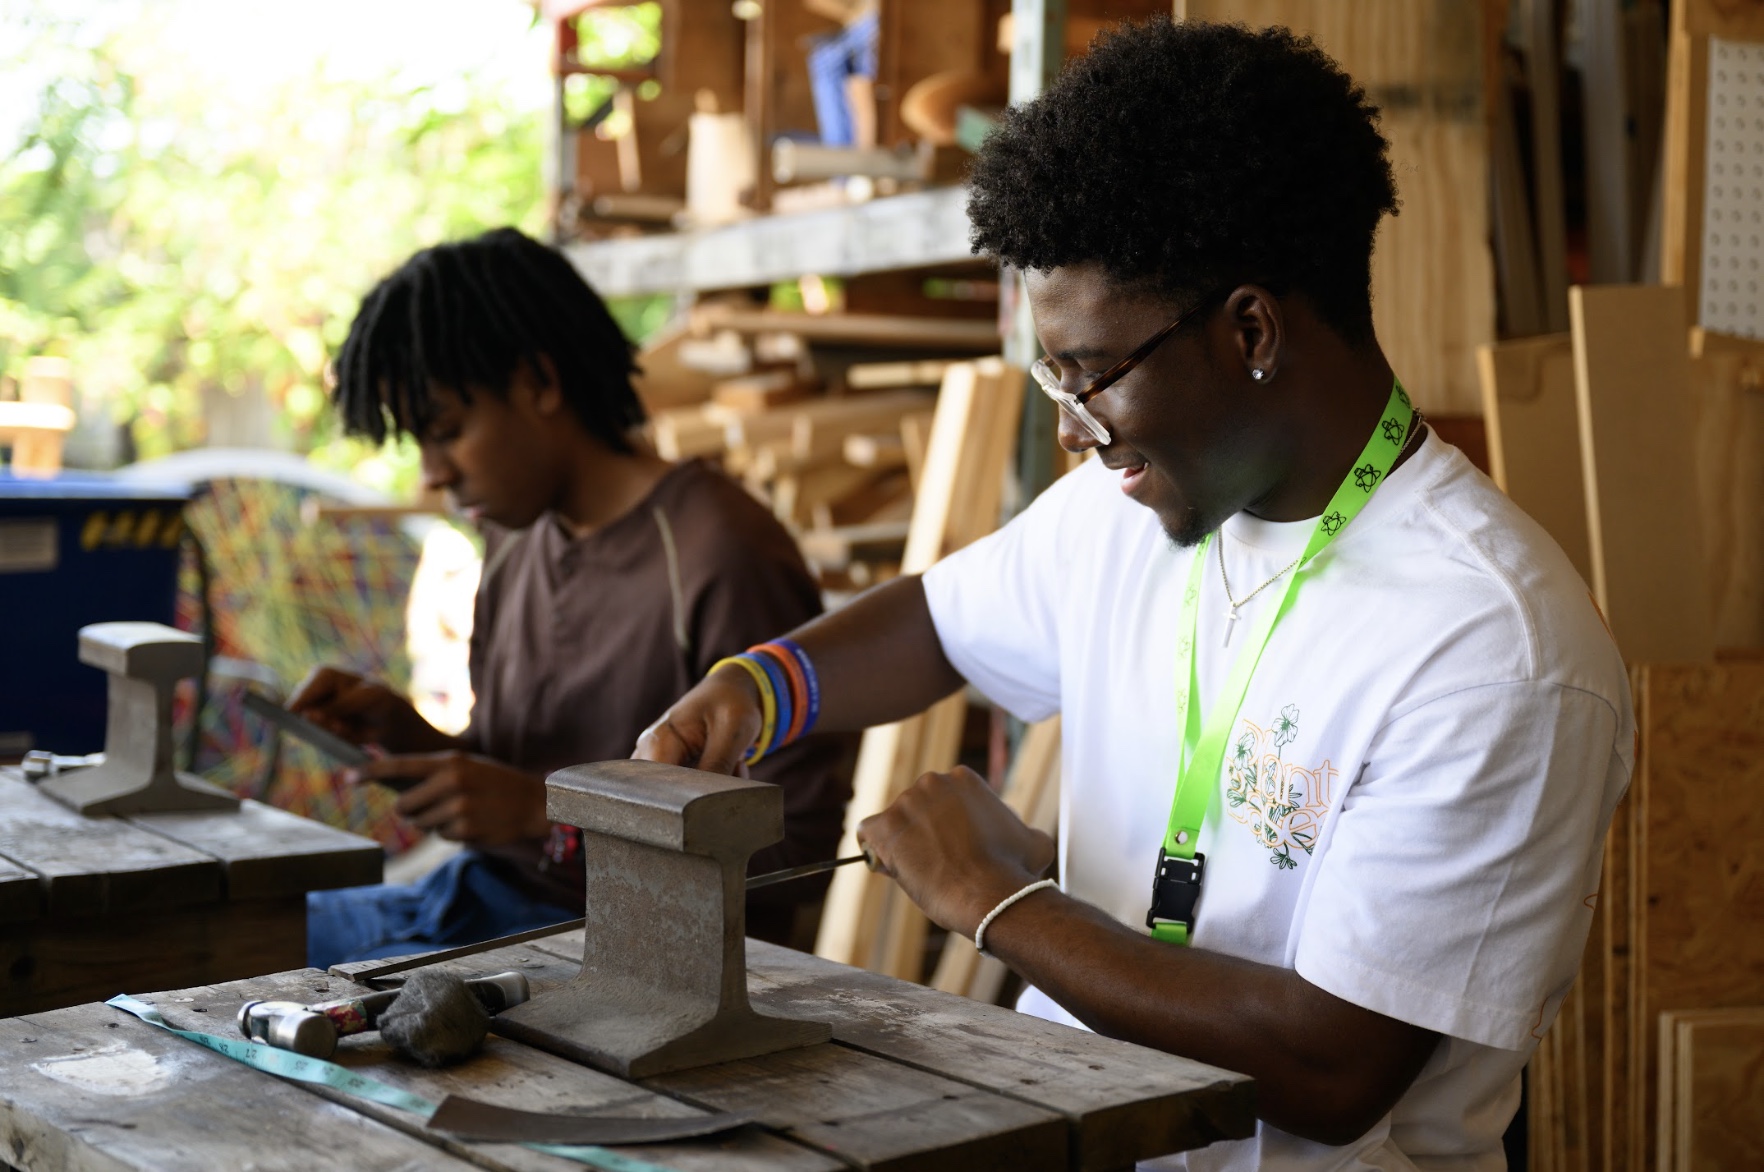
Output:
[637,305,999,591]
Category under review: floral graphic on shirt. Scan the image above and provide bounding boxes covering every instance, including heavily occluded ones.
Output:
[1224,704,1339,871]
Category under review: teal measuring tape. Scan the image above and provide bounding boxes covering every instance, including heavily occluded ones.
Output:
[1147,381,1418,945]
[107,995,678,1172]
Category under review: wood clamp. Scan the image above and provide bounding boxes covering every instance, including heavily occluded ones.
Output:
[38,622,238,816]
[492,759,831,1078]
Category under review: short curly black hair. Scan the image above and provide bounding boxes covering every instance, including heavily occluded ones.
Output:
[968,18,1398,343]
[333,227,645,449]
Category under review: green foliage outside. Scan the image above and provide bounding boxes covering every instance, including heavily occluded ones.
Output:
[1,3,670,497]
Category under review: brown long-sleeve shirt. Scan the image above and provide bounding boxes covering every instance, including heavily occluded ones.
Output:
[464,460,853,944]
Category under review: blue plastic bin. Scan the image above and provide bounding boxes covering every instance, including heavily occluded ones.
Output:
[0,474,191,756]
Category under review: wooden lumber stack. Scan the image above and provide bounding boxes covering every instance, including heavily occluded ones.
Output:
[815,357,1025,980]
[1528,662,1764,1172]
[640,303,1007,589]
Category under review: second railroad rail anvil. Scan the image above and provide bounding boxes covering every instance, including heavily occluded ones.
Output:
[39,622,239,816]
[492,759,831,1077]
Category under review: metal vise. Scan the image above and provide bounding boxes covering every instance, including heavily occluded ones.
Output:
[493,760,831,1078]
[38,622,238,816]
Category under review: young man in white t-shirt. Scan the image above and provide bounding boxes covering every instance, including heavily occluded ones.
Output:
[637,18,1632,1169]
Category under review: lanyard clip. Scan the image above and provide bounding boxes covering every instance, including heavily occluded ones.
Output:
[1145,847,1206,936]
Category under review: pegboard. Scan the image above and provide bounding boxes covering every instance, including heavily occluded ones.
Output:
[1700,37,1764,338]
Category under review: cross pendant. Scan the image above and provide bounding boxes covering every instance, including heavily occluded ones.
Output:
[1222,607,1239,647]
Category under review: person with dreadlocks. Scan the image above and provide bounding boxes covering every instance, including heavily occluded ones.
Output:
[637,19,1631,1169]
[291,226,851,968]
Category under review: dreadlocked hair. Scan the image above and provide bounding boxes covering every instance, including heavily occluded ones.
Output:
[332,227,645,448]
[967,17,1398,344]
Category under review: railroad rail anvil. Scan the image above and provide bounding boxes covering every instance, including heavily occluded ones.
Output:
[492,759,831,1077]
[39,622,239,816]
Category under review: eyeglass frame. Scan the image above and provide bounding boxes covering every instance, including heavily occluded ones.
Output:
[1029,284,1236,446]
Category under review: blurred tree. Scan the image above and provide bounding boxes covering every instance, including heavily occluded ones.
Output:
[0,5,551,490]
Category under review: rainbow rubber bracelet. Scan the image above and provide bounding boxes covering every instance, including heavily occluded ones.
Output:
[749,650,793,761]
[710,655,776,766]
[751,644,808,745]
[768,638,821,736]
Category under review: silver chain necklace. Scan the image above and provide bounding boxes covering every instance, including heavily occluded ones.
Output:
[1217,542,1302,647]
[1216,410,1426,647]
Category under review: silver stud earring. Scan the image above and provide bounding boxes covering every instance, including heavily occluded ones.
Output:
[1250,368,1266,382]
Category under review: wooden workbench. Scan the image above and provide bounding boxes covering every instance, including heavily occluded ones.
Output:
[0,771,382,1016]
[0,929,1256,1171]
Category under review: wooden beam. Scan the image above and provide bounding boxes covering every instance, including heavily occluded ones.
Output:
[1569,284,1715,662]
[1476,333,1592,582]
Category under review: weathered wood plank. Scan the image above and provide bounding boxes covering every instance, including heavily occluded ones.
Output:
[144,967,842,1172]
[127,800,383,901]
[743,940,1253,1171]
[1,898,307,1018]
[0,857,41,924]
[516,932,1254,1172]
[649,1042,1066,1172]
[0,1000,487,1172]
[0,778,218,918]
[349,939,1070,1171]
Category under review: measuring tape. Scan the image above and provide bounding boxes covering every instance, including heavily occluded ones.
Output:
[108,995,678,1172]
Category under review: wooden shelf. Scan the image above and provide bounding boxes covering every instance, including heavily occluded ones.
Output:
[563,186,976,297]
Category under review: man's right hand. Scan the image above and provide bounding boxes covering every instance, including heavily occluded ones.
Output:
[633,664,765,775]
[287,666,448,754]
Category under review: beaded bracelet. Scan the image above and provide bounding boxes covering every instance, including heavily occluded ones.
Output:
[974,878,1059,957]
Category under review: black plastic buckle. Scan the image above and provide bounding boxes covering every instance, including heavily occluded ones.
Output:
[1145,847,1206,934]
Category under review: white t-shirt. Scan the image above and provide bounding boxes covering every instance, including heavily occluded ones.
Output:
[921,432,1633,1172]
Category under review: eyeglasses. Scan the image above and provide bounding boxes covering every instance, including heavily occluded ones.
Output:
[1029,287,1229,446]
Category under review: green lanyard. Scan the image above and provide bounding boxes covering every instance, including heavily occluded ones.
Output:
[1147,380,1416,945]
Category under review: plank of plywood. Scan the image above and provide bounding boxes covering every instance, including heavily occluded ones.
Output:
[143,965,841,1172]
[0,998,489,1172]
[1630,663,1764,1172]
[0,858,40,924]
[1687,329,1764,649]
[1476,333,1592,583]
[1569,285,1716,663]
[0,777,218,918]
[691,307,1001,351]
[1181,0,1496,415]
[1663,1008,1764,1172]
[816,359,1023,980]
[126,800,381,901]
[930,717,1061,1003]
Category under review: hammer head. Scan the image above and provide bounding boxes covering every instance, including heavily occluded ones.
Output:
[542,760,783,862]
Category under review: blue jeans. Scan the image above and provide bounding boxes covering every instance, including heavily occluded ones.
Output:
[306,852,578,970]
[807,11,878,146]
